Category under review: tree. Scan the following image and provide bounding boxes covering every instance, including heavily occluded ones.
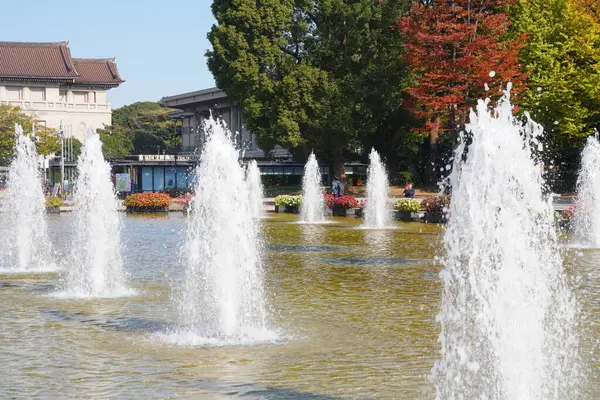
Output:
[0,105,60,165]
[396,0,526,182]
[97,126,134,159]
[510,0,600,189]
[207,0,416,181]
[101,102,181,157]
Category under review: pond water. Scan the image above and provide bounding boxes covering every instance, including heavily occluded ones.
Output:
[1,213,599,399]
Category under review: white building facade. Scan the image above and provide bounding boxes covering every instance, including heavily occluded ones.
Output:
[0,41,124,142]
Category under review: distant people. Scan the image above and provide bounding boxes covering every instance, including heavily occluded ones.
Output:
[404,183,415,198]
[332,176,343,198]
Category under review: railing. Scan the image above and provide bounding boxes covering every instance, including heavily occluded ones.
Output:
[0,100,111,112]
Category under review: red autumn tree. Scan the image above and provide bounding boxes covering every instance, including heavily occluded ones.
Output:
[396,0,526,183]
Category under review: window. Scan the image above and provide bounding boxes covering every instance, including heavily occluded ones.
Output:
[5,86,22,100]
[92,92,97,103]
[141,167,153,191]
[30,87,45,101]
[73,91,88,103]
[59,90,67,102]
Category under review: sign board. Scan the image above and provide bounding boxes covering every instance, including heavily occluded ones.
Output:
[115,173,131,192]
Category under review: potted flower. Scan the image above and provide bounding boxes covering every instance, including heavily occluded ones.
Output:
[393,198,421,221]
[274,195,302,213]
[557,203,576,230]
[355,200,367,218]
[123,192,172,213]
[172,193,194,213]
[422,195,450,223]
[46,196,64,213]
[324,194,359,217]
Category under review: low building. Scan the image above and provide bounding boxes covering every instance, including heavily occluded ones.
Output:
[160,87,291,159]
[0,41,124,142]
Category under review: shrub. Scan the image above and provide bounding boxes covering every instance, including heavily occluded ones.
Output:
[397,171,417,186]
[422,195,451,214]
[324,194,359,209]
[274,195,302,207]
[124,192,172,208]
[45,196,64,209]
[393,198,421,212]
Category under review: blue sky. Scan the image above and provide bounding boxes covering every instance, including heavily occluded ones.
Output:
[0,0,216,107]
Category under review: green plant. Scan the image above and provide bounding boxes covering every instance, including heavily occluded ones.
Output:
[45,196,64,209]
[397,171,417,186]
[393,198,421,212]
[274,195,302,207]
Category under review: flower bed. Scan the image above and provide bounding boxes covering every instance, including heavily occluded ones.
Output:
[172,194,194,212]
[324,194,359,216]
[46,196,64,213]
[422,195,450,223]
[274,195,302,213]
[124,192,172,213]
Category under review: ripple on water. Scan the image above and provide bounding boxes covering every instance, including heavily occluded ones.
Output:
[154,327,284,347]
[49,287,138,299]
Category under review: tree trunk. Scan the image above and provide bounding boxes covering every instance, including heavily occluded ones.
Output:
[425,116,440,185]
[332,148,346,186]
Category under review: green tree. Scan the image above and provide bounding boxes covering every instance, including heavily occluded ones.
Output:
[102,102,181,157]
[510,0,600,188]
[97,125,134,159]
[207,0,415,180]
[0,105,61,165]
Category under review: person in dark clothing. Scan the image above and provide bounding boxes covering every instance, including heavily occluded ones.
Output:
[332,176,343,198]
[404,183,415,198]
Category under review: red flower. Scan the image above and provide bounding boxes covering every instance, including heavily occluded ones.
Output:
[124,192,172,208]
[323,194,359,209]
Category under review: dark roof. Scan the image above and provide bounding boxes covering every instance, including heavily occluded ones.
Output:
[0,41,123,85]
[73,58,124,85]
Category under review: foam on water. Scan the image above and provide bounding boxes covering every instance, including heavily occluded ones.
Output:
[171,116,275,346]
[56,130,133,298]
[433,88,582,399]
[300,152,327,223]
[571,134,600,247]
[362,149,393,229]
[0,124,55,272]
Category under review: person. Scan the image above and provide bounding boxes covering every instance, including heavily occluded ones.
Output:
[404,183,415,198]
[332,176,343,198]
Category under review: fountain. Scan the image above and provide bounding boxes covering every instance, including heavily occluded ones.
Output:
[246,160,265,219]
[571,133,600,247]
[433,87,582,398]
[362,149,392,228]
[167,116,274,345]
[57,130,131,297]
[300,152,327,223]
[0,124,54,272]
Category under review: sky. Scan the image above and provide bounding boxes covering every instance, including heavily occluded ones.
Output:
[0,0,217,108]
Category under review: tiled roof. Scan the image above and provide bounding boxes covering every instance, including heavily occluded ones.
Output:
[73,58,124,85]
[0,41,123,85]
[0,41,77,80]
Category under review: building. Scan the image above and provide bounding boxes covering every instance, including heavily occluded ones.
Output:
[160,87,290,159]
[0,41,124,142]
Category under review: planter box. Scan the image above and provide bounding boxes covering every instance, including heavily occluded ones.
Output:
[394,211,414,221]
[275,205,300,214]
[332,206,347,217]
[126,206,169,214]
[424,212,446,224]
[355,208,364,218]
[46,207,61,214]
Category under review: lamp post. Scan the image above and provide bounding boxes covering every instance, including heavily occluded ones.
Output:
[60,120,65,199]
